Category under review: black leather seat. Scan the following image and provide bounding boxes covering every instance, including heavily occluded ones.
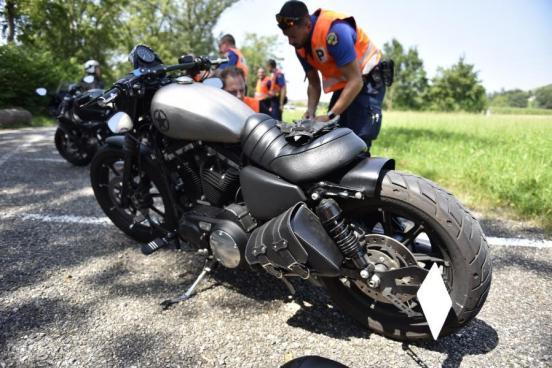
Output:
[241,114,366,183]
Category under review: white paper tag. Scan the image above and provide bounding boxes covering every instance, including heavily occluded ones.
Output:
[417,263,453,340]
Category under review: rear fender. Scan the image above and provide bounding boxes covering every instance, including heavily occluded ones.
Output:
[338,157,395,197]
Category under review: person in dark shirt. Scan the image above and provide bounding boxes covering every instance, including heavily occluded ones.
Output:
[276,1,387,151]
[79,59,104,90]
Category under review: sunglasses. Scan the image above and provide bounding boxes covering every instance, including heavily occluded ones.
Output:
[276,14,302,30]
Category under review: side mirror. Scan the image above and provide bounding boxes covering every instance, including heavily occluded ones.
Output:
[35,88,47,96]
[203,77,223,89]
[83,75,95,84]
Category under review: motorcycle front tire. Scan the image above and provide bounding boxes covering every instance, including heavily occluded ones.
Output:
[54,127,95,166]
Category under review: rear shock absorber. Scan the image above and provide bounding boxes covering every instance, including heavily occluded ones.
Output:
[316,199,372,270]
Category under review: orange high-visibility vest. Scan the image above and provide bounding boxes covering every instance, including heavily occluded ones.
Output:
[296,9,381,93]
[255,76,271,99]
[228,47,249,79]
[243,96,259,112]
[269,69,284,97]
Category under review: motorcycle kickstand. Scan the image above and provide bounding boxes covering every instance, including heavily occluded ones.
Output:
[160,256,218,310]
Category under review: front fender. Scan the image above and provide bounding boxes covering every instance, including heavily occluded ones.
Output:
[338,157,395,197]
[104,135,125,149]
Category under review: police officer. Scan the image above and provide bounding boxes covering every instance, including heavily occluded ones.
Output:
[221,66,260,112]
[276,1,387,151]
[218,34,249,80]
[79,59,104,90]
[255,68,272,114]
[266,59,287,120]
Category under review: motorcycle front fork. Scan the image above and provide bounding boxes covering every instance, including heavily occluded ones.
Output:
[120,134,138,208]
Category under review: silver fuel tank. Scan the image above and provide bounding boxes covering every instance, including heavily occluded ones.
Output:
[150,82,254,143]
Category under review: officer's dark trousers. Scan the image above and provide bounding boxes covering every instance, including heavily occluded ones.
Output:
[269,97,283,120]
[328,81,386,152]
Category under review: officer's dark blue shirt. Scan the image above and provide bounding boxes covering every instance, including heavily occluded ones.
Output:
[218,49,239,70]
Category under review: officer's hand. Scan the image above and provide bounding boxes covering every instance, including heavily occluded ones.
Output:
[314,114,330,123]
[303,110,315,120]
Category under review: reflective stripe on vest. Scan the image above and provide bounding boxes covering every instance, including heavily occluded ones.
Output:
[228,47,249,79]
[297,9,381,93]
[255,76,271,99]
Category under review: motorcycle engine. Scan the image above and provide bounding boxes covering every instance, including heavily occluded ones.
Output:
[201,156,240,206]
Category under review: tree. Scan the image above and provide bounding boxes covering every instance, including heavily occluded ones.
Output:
[122,0,238,64]
[382,38,428,111]
[489,89,529,108]
[240,33,282,97]
[428,57,487,112]
[534,84,552,109]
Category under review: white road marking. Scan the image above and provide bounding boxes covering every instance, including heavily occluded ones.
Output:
[20,213,111,226]
[23,158,66,163]
[0,134,47,168]
[486,236,552,249]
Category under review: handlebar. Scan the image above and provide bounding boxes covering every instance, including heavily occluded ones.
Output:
[80,55,228,108]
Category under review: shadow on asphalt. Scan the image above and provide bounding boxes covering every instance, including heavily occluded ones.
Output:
[210,267,371,340]
[404,319,498,368]
[491,249,552,276]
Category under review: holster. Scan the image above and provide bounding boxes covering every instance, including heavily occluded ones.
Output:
[366,58,394,88]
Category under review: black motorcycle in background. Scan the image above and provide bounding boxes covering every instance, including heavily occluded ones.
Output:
[36,78,111,166]
[87,45,491,342]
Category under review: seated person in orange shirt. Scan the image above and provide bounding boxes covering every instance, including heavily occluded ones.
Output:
[220,66,260,112]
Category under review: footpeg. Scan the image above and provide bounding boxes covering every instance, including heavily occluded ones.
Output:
[142,232,177,255]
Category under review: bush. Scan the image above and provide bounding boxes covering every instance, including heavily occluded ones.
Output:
[534,84,552,109]
[0,45,80,115]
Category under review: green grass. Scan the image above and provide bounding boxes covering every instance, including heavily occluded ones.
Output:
[0,115,56,130]
[283,109,552,230]
[489,106,552,115]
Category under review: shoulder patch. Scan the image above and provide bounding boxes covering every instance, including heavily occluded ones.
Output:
[326,32,338,46]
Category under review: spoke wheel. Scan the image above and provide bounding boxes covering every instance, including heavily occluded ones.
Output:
[90,145,177,242]
[322,170,492,341]
[54,127,96,166]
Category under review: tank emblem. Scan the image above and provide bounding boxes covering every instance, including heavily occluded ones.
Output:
[154,109,169,131]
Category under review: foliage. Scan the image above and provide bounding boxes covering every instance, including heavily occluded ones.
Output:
[120,0,238,65]
[534,84,552,109]
[427,57,487,112]
[382,38,428,111]
[0,0,236,115]
[489,89,530,108]
[14,0,129,82]
[240,33,282,97]
[489,106,552,115]
[0,44,80,114]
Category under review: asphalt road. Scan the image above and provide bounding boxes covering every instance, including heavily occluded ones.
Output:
[1,127,551,368]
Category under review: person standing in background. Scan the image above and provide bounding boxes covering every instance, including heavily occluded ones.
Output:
[218,34,249,81]
[266,59,287,120]
[255,67,272,114]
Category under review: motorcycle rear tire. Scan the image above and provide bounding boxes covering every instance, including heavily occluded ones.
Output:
[322,170,492,341]
[54,127,94,166]
[90,145,177,243]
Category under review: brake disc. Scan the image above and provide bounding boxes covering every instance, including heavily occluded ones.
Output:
[353,234,420,305]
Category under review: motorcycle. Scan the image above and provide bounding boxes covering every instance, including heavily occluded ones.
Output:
[36,78,112,166]
[88,45,491,341]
